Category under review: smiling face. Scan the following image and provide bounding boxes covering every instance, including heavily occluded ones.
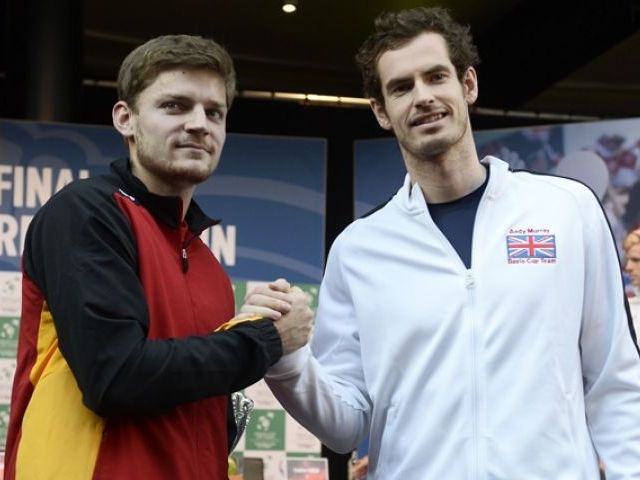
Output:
[370,32,478,165]
[112,67,227,198]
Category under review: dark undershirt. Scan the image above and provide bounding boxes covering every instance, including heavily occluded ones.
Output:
[428,167,489,269]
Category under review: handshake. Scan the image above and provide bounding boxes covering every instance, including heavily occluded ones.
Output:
[240,278,314,355]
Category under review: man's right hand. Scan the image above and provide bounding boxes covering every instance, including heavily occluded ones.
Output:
[273,286,314,354]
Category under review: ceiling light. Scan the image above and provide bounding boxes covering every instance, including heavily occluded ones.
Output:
[239,90,371,108]
[282,0,298,13]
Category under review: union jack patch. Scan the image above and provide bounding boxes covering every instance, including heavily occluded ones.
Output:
[506,235,557,259]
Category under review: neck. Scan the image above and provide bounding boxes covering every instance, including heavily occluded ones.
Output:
[178,192,193,219]
[405,147,485,204]
[130,161,195,219]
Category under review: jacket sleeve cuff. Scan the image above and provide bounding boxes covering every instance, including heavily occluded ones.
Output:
[229,318,283,366]
[258,320,284,366]
[265,344,311,379]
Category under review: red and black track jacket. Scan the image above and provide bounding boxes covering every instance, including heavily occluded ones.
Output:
[5,158,282,479]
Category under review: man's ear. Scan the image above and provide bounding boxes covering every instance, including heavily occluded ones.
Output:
[370,98,392,131]
[463,67,478,106]
[112,101,135,137]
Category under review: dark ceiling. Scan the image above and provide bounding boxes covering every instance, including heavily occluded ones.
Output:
[2,0,640,120]
[81,0,640,119]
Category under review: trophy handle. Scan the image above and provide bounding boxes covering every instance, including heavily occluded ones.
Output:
[230,391,255,452]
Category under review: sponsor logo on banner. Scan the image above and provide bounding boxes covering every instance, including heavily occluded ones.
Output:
[0,272,21,317]
[246,409,286,451]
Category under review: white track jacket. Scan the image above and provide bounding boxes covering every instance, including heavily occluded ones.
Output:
[266,156,640,479]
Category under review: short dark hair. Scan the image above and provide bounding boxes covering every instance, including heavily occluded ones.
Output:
[355,7,480,104]
[117,34,237,109]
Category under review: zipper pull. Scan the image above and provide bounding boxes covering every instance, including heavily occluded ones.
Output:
[181,247,189,273]
[465,270,475,289]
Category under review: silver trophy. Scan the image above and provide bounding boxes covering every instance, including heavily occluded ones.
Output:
[230,391,254,452]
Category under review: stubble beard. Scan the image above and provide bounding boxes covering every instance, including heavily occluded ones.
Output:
[413,137,450,160]
[409,116,469,162]
[134,130,216,187]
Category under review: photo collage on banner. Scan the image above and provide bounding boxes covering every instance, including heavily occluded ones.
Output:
[354,117,640,290]
[0,119,326,478]
[230,281,322,479]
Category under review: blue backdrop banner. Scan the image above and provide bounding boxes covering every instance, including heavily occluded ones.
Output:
[354,118,640,262]
[0,119,327,283]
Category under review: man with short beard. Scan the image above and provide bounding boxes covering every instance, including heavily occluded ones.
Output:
[245,7,640,479]
[4,35,313,480]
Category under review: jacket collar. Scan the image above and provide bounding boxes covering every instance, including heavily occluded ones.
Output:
[110,158,220,233]
[397,156,509,215]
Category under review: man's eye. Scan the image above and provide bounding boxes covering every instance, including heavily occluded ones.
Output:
[390,84,410,95]
[162,102,182,111]
[207,110,224,120]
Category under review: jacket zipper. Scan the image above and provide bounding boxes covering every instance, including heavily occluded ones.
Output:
[181,247,189,272]
[181,233,199,273]
[469,189,490,479]
[467,269,480,479]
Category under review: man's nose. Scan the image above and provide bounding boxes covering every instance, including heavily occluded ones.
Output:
[185,106,209,132]
[413,80,436,106]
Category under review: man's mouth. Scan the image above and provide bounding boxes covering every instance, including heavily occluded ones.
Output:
[177,143,210,153]
[410,112,447,127]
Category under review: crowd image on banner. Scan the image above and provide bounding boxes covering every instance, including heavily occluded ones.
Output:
[475,119,640,279]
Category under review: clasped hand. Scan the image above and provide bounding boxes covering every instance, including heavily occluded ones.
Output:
[240,279,313,355]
